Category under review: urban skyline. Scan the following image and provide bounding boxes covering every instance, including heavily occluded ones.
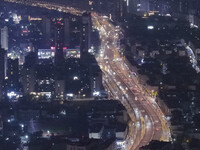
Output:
[0,0,200,150]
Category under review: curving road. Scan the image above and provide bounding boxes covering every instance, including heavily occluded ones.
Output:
[4,0,171,149]
[93,14,171,149]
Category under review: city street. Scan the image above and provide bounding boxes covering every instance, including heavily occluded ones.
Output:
[92,12,171,149]
[4,0,171,149]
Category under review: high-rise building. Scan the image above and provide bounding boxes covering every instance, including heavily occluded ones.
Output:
[179,0,190,13]
[22,67,35,95]
[35,62,55,99]
[7,58,19,92]
[0,48,6,100]
[128,0,150,15]
[0,48,6,81]
[55,79,65,100]
[64,16,70,47]
[42,17,51,48]
[114,0,128,21]
[169,0,189,14]
[147,0,171,14]
[1,26,8,51]
[87,54,103,97]
[55,23,65,66]
[139,0,150,13]
[22,52,37,95]
[90,68,102,97]
[80,12,92,58]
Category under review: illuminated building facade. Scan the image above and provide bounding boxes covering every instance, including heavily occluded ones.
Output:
[38,48,80,60]
[1,26,8,51]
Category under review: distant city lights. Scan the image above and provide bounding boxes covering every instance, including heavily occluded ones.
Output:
[93,91,100,96]
[147,25,154,30]
[67,93,74,97]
